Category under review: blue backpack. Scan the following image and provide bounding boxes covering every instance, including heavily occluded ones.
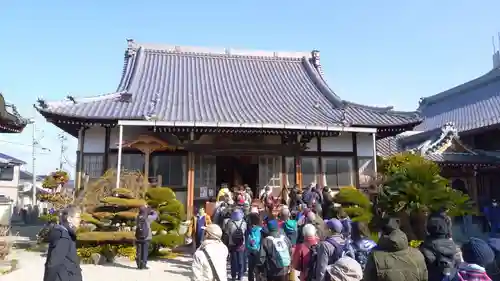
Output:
[246,226,263,251]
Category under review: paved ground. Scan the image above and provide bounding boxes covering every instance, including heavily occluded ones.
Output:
[3,249,193,281]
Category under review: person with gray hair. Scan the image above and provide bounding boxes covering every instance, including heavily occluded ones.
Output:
[43,206,83,281]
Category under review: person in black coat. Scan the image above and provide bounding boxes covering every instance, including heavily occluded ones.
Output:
[43,206,83,281]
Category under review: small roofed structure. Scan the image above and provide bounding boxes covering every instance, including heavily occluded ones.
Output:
[34,39,422,217]
[378,48,500,206]
[0,93,28,133]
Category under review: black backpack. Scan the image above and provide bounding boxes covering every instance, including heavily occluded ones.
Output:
[135,216,149,240]
[231,221,245,246]
[306,244,319,281]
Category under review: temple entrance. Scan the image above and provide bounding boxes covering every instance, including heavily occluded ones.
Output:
[216,156,259,196]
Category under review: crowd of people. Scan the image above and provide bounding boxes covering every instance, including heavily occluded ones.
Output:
[191,184,500,281]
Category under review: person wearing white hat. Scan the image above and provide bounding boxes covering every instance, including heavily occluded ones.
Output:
[192,224,229,281]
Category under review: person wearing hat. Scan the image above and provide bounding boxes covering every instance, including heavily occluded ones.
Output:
[192,224,229,281]
[258,219,292,281]
[451,237,495,281]
[363,217,427,281]
[224,208,247,281]
[327,256,363,281]
[419,215,460,281]
[315,219,347,281]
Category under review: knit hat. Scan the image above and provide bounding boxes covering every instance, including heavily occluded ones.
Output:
[267,219,279,232]
[202,224,223,240]
[461,237,495,266]
[327,219,343,234]
[231,209,244,221]
[488,237,500,256]
[426,216,449,238]
[327,257,363,281]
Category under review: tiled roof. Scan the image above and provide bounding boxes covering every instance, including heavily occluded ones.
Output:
[0,152,26,165]
[416,67,500,133]
[376,123,500,165]
[36,40,421,129]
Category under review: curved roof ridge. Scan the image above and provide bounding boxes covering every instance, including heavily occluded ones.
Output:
[127,39,310,60]
[418,68,500,110]
[301,56,344,108]
[37,92,120,109]
[344,101,421,119]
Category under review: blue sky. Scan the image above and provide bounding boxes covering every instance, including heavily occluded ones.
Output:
[1,1,499,177]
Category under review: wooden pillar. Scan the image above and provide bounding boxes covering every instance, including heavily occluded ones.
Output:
[75,127,86,192]
[295,135,302,190]
[352,133,360,188]
[144,150,151,183]
[281,137,287,188]
[318,136,323,187]
[186,132,195,218]
[102,126,111,175]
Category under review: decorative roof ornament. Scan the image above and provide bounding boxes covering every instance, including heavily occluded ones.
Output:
[311,50,325,79]
[125,38,137,58]
[66,95,77,104]
[119,91,132,102]
[36,98,48,109]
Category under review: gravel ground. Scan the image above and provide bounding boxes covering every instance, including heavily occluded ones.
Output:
[2,249,192,281]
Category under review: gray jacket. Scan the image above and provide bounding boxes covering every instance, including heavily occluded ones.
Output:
[136,211,158,241]
[316,234,346,281]
[224,219,247,246]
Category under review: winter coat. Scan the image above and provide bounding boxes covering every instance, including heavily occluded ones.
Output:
[135,211,158,241]
[292,236,320,281]
[224,219,247,249]
[258,231,292,277]
[364,229,428,281]
[187,214,212,239]
[420,236,460,281]
[316,234,346,281]
[192,239,229,281]
[43,225,82,281]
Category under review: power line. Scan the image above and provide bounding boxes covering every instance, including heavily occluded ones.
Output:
[0,139,51,151]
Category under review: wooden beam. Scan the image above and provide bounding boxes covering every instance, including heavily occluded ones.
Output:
[352,133,360,188]
[102,127,111,175]
[318,136,323,187]
[296,135,302,190]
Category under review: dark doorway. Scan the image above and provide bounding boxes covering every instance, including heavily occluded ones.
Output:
[216,156,259,196]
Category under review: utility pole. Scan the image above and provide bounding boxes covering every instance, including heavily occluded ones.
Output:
[32,121,37,206]
[58,133,68,170]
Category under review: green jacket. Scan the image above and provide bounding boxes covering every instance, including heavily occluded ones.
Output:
[364,229,428,281]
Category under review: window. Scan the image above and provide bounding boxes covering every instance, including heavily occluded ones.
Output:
[358,157,375,187]
[150,155,186,187]
[108,153,145,173]
[259,156,281,193]
[83,154,104,178]
[0,166,14,181]
[302,157,319,186]
[194,155,216,199]
[285,157,295,187]
[322,157,353,189]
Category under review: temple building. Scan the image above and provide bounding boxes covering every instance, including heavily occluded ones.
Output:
[377,49,500,206]
[0,93,28,133]
[35,39,421,216]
